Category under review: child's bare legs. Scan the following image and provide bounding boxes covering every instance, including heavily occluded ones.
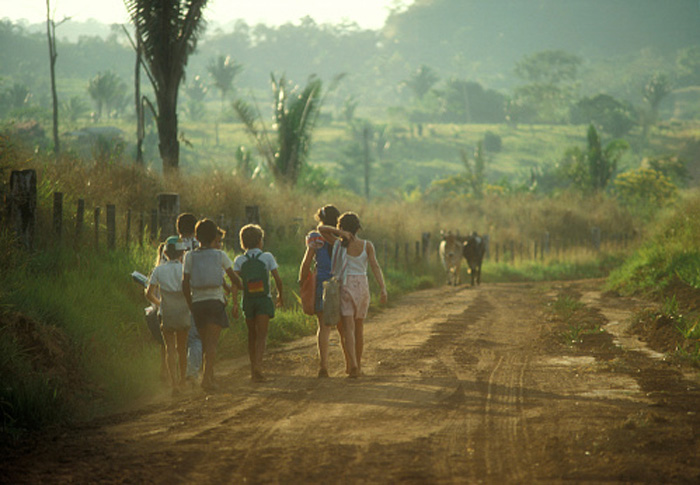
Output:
[337,320,350,374]
[316,313,331,373]
[161,329,179,388]
[247,315,269,380]
[200,323,222,389]
[341,315,359,377]
[355,318,364,375]
[176,329,189,384]
[159,345,168,383]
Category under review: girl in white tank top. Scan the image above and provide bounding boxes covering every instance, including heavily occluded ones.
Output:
[320,212,387,378]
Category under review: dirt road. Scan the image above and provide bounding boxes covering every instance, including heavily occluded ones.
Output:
[3,280,700,484]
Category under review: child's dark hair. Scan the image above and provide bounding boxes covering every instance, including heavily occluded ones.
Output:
[240,224,264,250]
[315,205,340,227]
[177,213,197,236]
[155,242,166,265]
[195,218,223,246]
[164,247,183,261]
[338,212,361,247]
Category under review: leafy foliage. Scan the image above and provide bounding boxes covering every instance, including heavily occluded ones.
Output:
[233,74,330,186]
[86,71,127,120]
[570,94,637,138]
[613,168,677,215]
[560,124,629,192]
[125,0,209,171]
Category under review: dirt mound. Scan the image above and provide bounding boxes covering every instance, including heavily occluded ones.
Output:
[630,279,700,358]
[0,311,81,384]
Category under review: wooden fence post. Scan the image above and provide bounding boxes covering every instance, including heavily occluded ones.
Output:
[75,199,85,248]
[383,240,387,270]
[138,211,144,247]
[53,192,63,242]
[157,193,180,238]
[510,241,515,264]
[150,209,158,242]
[245,205,260,224]
[94,207,100,249]
[125,209,131,247]
[9,169,37,250]
[106,204,116,250]
[421,232,431,262]
[591,227,601,252]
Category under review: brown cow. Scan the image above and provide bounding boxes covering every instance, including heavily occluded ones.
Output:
[462,232,486,286]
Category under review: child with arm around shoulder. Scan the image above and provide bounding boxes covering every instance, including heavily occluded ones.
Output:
[321,212,387,378]
[232,224,283,382]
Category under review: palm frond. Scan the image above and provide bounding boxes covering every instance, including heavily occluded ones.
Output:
[232,97,278,178]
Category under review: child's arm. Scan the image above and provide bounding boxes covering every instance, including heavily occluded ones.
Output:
[226,266,243,290]
[227,268,242,319]
[318,225,354,242]
[145,284,160,307]
[182,273,193,310]
[367,241,388,304]
[299,246,315,283]
[271,268,284,308]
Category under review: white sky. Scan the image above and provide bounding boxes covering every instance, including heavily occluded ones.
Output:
[0,0,411,29]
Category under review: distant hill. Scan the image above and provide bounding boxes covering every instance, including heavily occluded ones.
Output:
[384,0,700,88]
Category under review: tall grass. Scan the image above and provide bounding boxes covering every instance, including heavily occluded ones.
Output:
[0,143,644,437]
[607,192,700,295]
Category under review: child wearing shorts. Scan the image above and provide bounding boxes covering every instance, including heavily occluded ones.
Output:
[232,224,284,382]
[182,219,242,392]
[146,236,190,394]
[320,212,387,378]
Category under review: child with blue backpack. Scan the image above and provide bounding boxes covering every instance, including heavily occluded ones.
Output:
[232,224,284,382]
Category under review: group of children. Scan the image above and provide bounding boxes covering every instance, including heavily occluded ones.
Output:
[145,213,282,393]
[145,207,386,394]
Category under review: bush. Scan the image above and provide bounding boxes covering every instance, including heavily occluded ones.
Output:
[483,131,502,152]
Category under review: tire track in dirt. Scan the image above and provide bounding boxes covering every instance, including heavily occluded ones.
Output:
[4,281,700,483]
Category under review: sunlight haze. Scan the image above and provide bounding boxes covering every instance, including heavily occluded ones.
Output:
[0,0,410,29]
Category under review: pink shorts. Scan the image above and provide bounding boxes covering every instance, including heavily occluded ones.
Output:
[340,275,370,320]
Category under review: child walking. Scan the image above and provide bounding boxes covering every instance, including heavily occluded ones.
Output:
[176,213,203,384]
[232,224,284,382]
[320,212,387,378]
[182,219,242,392]
[145,236,190,394]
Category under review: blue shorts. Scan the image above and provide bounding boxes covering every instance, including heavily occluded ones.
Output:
[191,300,229,330]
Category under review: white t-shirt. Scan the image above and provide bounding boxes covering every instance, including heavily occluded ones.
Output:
[233,248,278,298]
[148,260,191,330]
[183,248,234,304]
[149,260,184,293]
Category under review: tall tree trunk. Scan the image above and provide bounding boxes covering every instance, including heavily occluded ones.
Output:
[135,35,143,165]
[363,124,371,199]
[156,86,180,172]
[46,0,60,157]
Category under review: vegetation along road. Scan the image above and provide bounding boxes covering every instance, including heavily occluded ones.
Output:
[2,280,700,483]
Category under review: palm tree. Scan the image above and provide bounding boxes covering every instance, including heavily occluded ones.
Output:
[642,73,672,139]
[125,0,208,172]
[207,55,242,144]
[403,65,439,101]
[234,74,332,186]
[87,71,126,121]
[183,74,208,121]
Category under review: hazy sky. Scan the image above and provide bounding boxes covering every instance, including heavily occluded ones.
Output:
[0,0,411,29]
